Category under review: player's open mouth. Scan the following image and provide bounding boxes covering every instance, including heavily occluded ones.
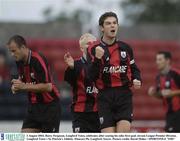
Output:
[111,30,115,33]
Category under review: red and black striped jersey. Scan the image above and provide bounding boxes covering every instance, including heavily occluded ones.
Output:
[156,68,180,113]
[64,57,98,112]
[16,50,60,104]
[87,39,141,90]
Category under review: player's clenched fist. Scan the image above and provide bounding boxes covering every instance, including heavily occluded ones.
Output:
[11,85,16,94]
[95,46,104,59]
[11,79,25,94]
[133,79,141,89]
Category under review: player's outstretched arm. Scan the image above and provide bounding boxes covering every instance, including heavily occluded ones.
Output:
[86,46,104,81]
[161,89,180,98]
[22,83,52,93]
[148,86,162,99]
[64,52,81,86]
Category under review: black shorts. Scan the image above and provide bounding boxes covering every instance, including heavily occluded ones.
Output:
[22,100,61,133]
[72,112,100,133]
[98,86,133,130]
[165,110,180,132]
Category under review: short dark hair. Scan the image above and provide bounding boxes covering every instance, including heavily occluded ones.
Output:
[99,12,118,26]
[157,51,172,60]
[7,35,26,47]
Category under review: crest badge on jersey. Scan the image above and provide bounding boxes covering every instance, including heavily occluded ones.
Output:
[121,51,127,58]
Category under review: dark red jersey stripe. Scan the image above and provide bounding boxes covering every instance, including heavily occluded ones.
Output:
[48,65,60,98]
[24,66,37,103]
[171,76,180,112]
[32,52,49,82]
[109,44,122,87]
[42,92,54,103]
[160,76,168,112]
[96,73,104,90]
[127,55,132,85]
[172,97,179,112]
[74,69,86,112]
[93,94,98,112]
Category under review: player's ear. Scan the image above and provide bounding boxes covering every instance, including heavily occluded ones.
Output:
[80,46,84,52]
[100,25,104,32]
[19,45,25,49]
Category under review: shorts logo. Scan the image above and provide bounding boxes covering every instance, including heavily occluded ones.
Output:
[121,51,127,58]
[131,113,133,117]
[165,81,170,88]
[168,127,173,132]
[100,117,104,125]
[30,73,35,79]
[75,127,80,133]
[52,128,56,132]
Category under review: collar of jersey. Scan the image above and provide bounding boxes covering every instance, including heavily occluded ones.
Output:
[81,56,87,64]
[26,50,32,65]
[100,37,117,46]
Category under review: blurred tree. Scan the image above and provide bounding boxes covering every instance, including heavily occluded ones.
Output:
[54,12,73,23]
[43,7,85,24]
[122,0,180,24]
[43,7,53,22]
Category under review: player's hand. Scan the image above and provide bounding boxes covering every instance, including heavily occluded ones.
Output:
[133,79,141,89]
[161,89,172,98]
[148,86,156,96]
[11,79,25,93]
[11,85,16,94]
[95,46,104,59]
[64,52,74,68]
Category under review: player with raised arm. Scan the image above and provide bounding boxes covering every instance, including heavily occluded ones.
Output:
[64,33,100,133]
[87,12,141,133]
